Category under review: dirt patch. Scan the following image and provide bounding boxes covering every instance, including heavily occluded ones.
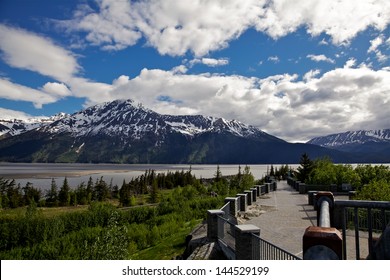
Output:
[237,204,276,223]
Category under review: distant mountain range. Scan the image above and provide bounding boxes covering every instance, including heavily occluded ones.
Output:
[0,99,387,163]
[0,113,68,139]
[307,129,390,162]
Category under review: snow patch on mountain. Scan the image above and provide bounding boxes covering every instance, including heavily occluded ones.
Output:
[0,113,68,137]
[36,99,275,143]
[308,129,390,147]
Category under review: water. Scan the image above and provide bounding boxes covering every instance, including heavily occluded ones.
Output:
[0,162,298,191]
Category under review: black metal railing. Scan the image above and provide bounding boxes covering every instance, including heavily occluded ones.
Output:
[217,215,236,251]
[251,234,301,260]
[336,200,390,260]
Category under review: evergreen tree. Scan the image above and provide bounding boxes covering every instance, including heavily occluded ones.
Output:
[7,183,23,208]
[58,177,71,206]
[94,177,109,202]
[270,165,275,176]
[76,182,88,205]
[23,182,42,205]
[119,180,132,207]
[296,153,314,183]
[214,165,222,182]
[46,178,59,207]
[149,178,160,203]
[86,177,94,203]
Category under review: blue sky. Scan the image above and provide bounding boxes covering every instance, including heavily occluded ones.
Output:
[0,0,389,142]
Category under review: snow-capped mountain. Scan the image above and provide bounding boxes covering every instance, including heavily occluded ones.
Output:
[307,129,390,162]
[0,99,365,163]
[308,129,390,147]
[0,113,68,138]
[38,99,275,142]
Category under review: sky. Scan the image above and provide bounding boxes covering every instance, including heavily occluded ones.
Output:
[0,0,389,142]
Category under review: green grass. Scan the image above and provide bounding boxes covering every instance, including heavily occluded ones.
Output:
[129,219,201,260]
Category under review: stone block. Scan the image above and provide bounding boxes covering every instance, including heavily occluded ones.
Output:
[235,224,260,260]
[207,210,224,241]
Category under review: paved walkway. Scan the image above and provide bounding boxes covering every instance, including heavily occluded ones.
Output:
[243,181,370,259]
[243,181,316,258]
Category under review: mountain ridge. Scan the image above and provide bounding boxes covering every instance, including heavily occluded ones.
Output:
[308,129,390,147]
[307,129,390,162]
[0,99,385,163]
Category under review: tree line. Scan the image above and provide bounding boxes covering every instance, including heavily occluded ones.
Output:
[0,167,230,259]
[0,169,200,209]
[295,153,390,201]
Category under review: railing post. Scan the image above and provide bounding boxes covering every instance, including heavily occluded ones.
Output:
[370,224,390,259]
[207,210,225,241]
[254,185,261,196]
[308,191,317,206]
[295,181,301,191]
[299,183,306,194]
[225,197,239,217]
[250,188,257,202]
[236,194,248,212]
[265,183,270,194]
[244,190,252,206]
[235,224,261,260]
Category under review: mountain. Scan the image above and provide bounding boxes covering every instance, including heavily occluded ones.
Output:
[0,99,365,163]
[307,129,390,162]
[0,113,68,139]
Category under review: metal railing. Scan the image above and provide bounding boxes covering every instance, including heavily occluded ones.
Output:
[251,234,301,260]
[220,202,237,225]
[336,200,390,260]
[217,215,236,251]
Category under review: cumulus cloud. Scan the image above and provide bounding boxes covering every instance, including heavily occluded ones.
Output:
[189,58,229,67]
[2,60,389,141]
[0,78,58,108]
[368,35,384,53]
[0,24,80,82]
[56,65,388,142]
[256,0,390,45]
[61,0,263,56]
[0,107,45,121]
[42,82,72,97]
[307,54,335,64]
[368,35,389,62]
[303,69,321,81]
[60,0,390,56]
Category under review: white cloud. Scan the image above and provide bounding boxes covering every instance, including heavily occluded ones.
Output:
[303,69,321,81]
[0,78,58,108]
[42,82,72,97]
[344,58,357,68]
[368,35,389,62]
[268,56,280,63]
[0,24,80,82]
[3,62,388,141]
[62,0,264,56]
[307,54,335,64]
[256,0,390,45]
[368,35,384,53]
[61,0,390,56]
[319,38,328,45]
[189,58,229,67]
[0,107,45,121]
[171,65,188,74]
[59,65,389,142]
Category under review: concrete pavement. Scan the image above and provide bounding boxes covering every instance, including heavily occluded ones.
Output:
[243,181,371,259]
[243,181,316,258]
